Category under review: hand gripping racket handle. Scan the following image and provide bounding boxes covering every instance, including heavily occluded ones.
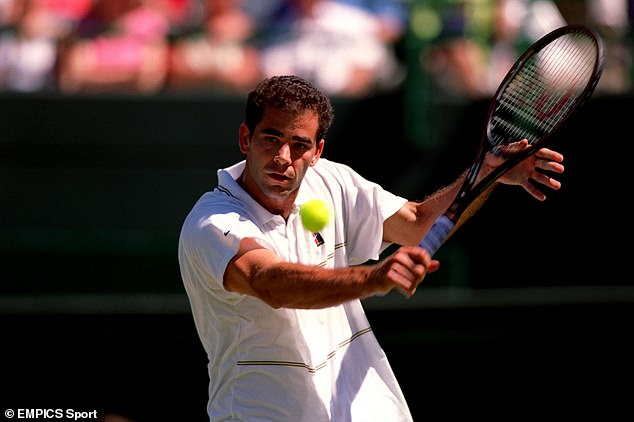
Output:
[419,214,455,257]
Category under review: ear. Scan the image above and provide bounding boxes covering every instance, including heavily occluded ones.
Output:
[310,138,325,166]
[238,123,250,154]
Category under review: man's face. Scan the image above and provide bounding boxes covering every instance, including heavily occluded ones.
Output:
[239,107,324,206]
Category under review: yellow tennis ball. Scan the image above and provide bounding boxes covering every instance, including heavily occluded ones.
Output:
[300,199,330,232]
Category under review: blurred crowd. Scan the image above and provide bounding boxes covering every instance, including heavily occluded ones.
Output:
[0,0,409,97]
[414,0,633,99]
[0,0,631,98]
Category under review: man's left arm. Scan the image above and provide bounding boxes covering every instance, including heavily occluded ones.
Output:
[382,144,565,247]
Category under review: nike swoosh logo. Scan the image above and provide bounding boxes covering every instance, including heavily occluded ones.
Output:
[224,230,231,236]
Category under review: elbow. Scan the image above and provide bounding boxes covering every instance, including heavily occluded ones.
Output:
[258,291,284,309]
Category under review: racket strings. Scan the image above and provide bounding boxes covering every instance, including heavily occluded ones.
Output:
[490,31,598,147]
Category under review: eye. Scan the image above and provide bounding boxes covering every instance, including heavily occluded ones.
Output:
[293,141,313,152]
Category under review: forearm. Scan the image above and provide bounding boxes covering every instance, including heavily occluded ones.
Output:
[451,182,497,232]
[224,241,387,309]
[225,238,433,308]
[425,165,500,239]
[384,171,467,246]
[250,262,380,309]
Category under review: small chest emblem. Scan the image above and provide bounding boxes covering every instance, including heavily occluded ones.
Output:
[312,232,325,247]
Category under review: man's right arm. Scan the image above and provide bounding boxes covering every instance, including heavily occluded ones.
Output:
[223,237,437,308]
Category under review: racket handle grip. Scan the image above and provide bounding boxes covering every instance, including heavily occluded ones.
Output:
[419,214,455,257]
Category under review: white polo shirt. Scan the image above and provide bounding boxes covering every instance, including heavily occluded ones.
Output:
[178,158,412,421]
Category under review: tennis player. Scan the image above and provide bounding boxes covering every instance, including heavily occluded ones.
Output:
[178,75,564,421]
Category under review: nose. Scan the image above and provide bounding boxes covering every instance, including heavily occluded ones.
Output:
[274,143,292,165]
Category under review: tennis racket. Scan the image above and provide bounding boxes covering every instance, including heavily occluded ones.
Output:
[420,24,604,256]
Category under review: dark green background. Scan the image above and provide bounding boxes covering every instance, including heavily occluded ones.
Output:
[1,91,632,420]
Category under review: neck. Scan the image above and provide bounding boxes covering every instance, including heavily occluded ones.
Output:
[238,170,296,220]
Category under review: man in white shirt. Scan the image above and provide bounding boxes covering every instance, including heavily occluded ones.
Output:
[178,75,565,421]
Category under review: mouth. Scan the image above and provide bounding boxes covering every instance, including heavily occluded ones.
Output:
[266,171,291,182]
[265,164,292,179]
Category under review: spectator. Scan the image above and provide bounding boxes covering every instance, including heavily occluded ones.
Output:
[257,0,405,97]
[421,0,566,100]
[488,0,566,89]
[336,0,408,44]
[587,0,631,93]
[166,0,261,94]
[0,0,91,92]
[57,0,174,94]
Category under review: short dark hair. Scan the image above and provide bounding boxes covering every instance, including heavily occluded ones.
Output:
[244,75,334,142]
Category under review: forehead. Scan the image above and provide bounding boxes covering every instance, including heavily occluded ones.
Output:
[257,107,319,136]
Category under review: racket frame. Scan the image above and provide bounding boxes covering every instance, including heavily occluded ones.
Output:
[447,24,604,221]
[420,24,605,255]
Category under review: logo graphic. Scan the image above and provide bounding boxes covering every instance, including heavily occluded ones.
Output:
[312,232,324,247]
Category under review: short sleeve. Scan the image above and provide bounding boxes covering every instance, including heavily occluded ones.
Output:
[178,195,271,300]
